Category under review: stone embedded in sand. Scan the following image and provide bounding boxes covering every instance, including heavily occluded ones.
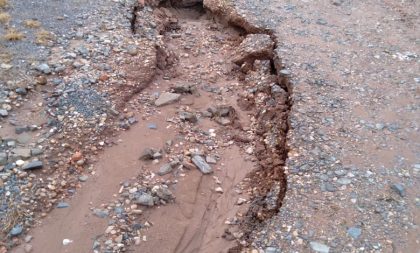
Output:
[155,92,181,107]
[10,224,23,236]
[71,151,83,162]
[192,155,213,174]
[0,109,8,117]
[232,34,275,65]
[151,185,174,201]
[171,83,196,94]
[12,148,32,159]
[139,148,155,160]
[309,241,330,253]
[158,163,173,176]
[0,152,7,166]
[136,193,154,206]
[22,161,43,170]
[179,111,198,123]
[205,155,217,164]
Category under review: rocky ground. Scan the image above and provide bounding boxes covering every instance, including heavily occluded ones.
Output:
[0,0,418,253]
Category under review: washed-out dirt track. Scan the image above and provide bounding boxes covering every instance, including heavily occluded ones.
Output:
[13,1,290,253]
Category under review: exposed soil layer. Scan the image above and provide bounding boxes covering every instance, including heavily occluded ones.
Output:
[8,0,293,252]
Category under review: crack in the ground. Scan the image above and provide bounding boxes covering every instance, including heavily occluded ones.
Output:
[130,5,139,34]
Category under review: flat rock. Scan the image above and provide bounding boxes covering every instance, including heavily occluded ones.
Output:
[309,241,330,253]
[347,227,362,239]
[179,111,198,123]
[12,148,32,159]
[158,163,173,176]
[232,34,275,65]
[147,123,157,129]
[0,109,8,117]
[192,155,213,174]
[155,92,181,107]
[136,193,154,206]
[206,155,217,164]
[391,183,405,197]
[93,209,109,218]
[337,177,352,185]
[0,152,8,166]
[56,202,70,208]
[30,148,44,156]
[22,161,43,170]
[10,224,23,236]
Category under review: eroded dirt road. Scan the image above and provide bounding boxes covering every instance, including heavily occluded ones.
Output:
[1,0,419,253]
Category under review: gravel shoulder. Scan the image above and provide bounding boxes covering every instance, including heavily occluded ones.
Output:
[218,0,419,252]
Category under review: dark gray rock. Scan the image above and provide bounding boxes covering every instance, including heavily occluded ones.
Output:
[172,83,196,94]
[192,155,213,174]
[179,111,198,123]
[15,87,28,95]
[15,126,29,134]
[391,183,405,197]
[30,148,44,156]
[22,161,43,170]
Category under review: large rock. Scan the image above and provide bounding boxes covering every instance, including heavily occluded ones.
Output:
[12,148,32,160]
[232,34,275,65]
[155,92,181,107]
[192,155,213,174]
